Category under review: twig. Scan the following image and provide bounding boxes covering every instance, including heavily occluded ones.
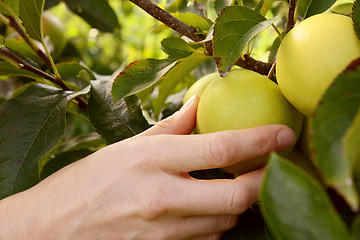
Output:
[130,0,273,75]
[235,54,274,76]
[286,0,297,33]
[7,16,52,68]
[130,0,205,42]
[0,47,88,109]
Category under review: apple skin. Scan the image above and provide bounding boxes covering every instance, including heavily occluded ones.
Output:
[196,69,303,174]
[42,12,67,56]
[276,13,360,116]
[183,72,221,104]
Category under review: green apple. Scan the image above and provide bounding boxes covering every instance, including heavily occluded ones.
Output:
[276,13,360,116]
[183,72,221,104]
[42,12,67,56]
[195,69,303,174]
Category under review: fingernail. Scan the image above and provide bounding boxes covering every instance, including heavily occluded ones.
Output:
[180,95,197,111]
[277,128,296,149]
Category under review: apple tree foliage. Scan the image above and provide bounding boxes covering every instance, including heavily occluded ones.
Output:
[0,0,360,239]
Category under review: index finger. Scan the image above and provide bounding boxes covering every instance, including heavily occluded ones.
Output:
[144,124,295,173]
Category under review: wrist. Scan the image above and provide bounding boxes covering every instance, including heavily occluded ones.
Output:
[0,191,43,239]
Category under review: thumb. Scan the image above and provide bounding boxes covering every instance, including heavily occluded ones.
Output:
[141,95,199,136]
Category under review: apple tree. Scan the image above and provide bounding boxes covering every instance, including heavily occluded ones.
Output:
[0,0,360,239]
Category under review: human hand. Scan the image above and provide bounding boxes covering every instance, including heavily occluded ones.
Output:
[0,95,296,240]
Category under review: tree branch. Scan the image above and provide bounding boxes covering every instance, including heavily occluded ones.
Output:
[286,0,297,33]
[236,54,274,76]
[130,0,205,42]
[0,47,88,109]
[130,0,273,75]
[7,16,52,68]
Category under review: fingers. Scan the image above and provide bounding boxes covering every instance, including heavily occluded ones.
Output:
[140,95,199,136]
[149,125,295,173]
[173,168,264,216]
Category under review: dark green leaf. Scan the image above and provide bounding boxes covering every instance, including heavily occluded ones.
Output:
[261,153,350,240]
[152,52,210,119]
[57,132,105,152]
[213,6,274,75]
[0,83,73,199]
[352,0,360,40]
[40,149,92,179]
[222,205,274,240]
[112,59,176,103]
[0,0,19,16]
[351,215,360,240]
[63,0,120,32]
[19,0,44,41]
[44,0,60,9]
[89,80,149,144]
[57,62,95,91]
[311,58,360,210]
[297,0,336,19]
[161,37,195,60]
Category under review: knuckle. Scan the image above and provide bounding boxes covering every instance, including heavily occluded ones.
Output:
[203,134,234,167]
[224,184,251,214]
[140,187,170,220]
[253,134,272,156]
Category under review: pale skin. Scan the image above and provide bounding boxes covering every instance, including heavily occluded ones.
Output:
[0,95,296,240]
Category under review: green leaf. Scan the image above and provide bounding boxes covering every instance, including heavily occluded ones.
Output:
[352,0,360,40]
[63,0,120,32]
[89,80,150,144]
[213,6,274,75]
[161,37,195,60]
[297,0,336,19]
[0,0,19,16]
[57,132,105,153]
[311,58,360,210]
[4,38,43,66]
[330,2,354,15]
[0,83,74,199]
[154,12,213,34]
[111,59,176,103]
[152,52,210,119]
[0,60,41,80]
[19,0,44,41]
[57,62,95,91]
[260,153,350,240]
[344,109,360,174]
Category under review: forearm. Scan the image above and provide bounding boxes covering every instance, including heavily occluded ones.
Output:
[0,191,43,239]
